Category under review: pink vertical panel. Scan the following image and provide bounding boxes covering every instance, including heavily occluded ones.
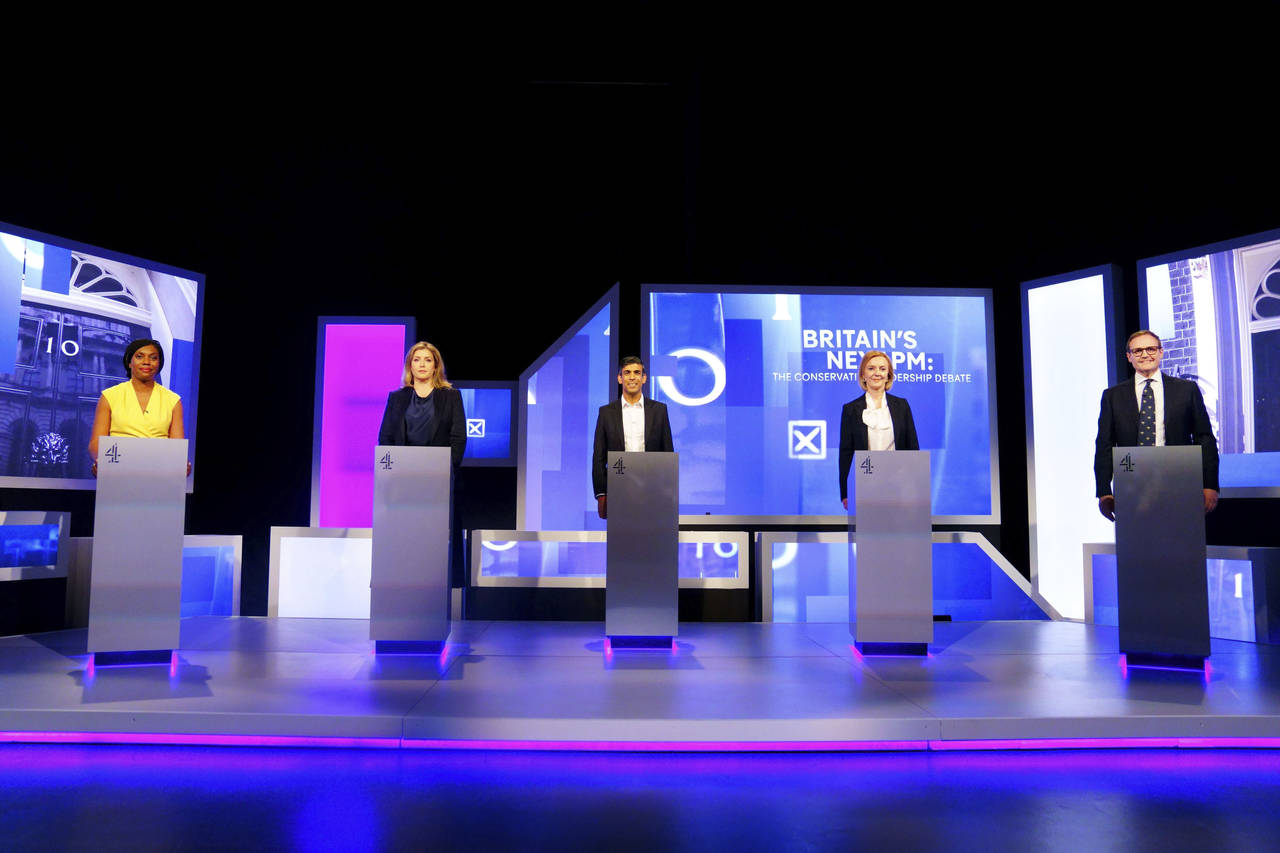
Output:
[319,324,406,527]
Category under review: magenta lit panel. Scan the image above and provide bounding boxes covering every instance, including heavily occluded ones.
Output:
[318,324,408,527]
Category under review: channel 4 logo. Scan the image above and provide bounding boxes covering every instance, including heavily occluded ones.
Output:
[788,420,826,460]
[467,419,486,438]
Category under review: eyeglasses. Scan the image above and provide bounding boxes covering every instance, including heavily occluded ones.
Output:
[1128,346,1162,356]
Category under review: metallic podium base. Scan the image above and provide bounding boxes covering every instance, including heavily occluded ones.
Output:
[92,650,175,668]
[855,641,928,656]
[607,636,676,650]
[1124,652,1207,672]
[374,640,446,655]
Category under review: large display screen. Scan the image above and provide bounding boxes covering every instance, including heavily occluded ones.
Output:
[644,287,998,522]
[0,223,203,489]
[456,382,515,466]
[1140,229,1280,493]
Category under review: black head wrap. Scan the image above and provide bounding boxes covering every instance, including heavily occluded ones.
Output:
[122,338,165,375]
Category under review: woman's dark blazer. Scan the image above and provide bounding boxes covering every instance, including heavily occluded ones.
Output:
[837,392,919,501]
[377,386,467,467]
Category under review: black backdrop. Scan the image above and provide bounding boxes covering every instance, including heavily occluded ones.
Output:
[2,66,1277,624]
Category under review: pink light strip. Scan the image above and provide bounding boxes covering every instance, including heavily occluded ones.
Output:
[4,731,1280,752]
[400,739,931,752]
[929,737,1185,751]
[0,731,401,749]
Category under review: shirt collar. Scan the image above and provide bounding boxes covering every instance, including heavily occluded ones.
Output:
[621,396,644,409]
[1137,371,1163,387]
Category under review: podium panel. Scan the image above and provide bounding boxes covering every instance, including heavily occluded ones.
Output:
[89,437,188,655]
[1112,446,1210,661]
[851,450,932,651]
[371,445,451,646]
[606,451,678,639]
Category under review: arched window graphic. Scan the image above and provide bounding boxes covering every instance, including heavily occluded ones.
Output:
[70,255,139,307]
[1252,258,1280,321]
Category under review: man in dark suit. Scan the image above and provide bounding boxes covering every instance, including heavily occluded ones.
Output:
[592,356,675,519]
[1094,330,1219,521]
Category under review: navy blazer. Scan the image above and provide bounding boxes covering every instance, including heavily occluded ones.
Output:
[1093,372,1219,497]
[591,396,675,496]
[377,386,467,467]
[838,392,920,501]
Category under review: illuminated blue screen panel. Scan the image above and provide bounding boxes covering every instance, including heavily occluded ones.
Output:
[643,287,998,522]
[0,222,204,490]
[1090,553,1255,642]
[181,544,238,617]
[0,524,58,569]
[519,286,618,531]
[479,541,739,581]
[1140,229,1280,493]
[769,541,1048,623]
[456,383,514,466]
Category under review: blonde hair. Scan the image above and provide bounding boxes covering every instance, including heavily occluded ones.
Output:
[401,341,452,389]
[858,350,895,391]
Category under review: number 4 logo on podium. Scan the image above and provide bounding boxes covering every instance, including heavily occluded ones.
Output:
[860,457,874,476]
[104,443,120,464]
[379,452,393,471]
[612,458,626,476]
[1119,453,1134,473]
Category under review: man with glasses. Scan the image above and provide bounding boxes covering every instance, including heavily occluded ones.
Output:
[1093,330,1219,520]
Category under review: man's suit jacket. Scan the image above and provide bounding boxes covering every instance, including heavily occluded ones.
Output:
[377,386,468,467]
[591,397,675,497]
[1093,372,1219,497]
[837,392,920,502]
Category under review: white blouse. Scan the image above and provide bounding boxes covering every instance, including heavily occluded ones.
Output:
[862,398,896,451]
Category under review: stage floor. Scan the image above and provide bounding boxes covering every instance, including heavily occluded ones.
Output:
[2,618,1279,751]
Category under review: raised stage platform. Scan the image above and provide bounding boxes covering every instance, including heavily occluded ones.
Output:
[2,618,1279,751]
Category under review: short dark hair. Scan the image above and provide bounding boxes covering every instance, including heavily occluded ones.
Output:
[123,338,165,374]
[1126,330,1162,351]
[618,356,646,373]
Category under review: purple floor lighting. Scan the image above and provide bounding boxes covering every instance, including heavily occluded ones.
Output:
[91,650,175,668]
[1122,652,1208,673]
[605,636,676,650]
[853,641,928,657]
[374,640,447,655]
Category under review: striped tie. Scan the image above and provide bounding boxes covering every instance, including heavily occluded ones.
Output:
[1138,379,1156,447]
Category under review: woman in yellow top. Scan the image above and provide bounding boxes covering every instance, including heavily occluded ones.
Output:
[88,338,189,476]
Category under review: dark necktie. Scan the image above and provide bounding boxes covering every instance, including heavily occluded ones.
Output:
[1138,378,1156,447]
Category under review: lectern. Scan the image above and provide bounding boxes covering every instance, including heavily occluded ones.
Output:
[605,451,678,646]
[850,450,932,655]
[1112,446,1210,667]
[89,436,188,666]
[371,445,452,653]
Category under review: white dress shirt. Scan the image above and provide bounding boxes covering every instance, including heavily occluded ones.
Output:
[1133,372,1165,446]
[862,396,896,451]
[621,397,645,452]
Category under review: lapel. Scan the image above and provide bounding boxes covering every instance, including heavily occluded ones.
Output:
[1160,373,1178,434]
[429,389,446,444]
[611,399,626,446]
[1119,378,1139,428]
[853,396,870,445]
